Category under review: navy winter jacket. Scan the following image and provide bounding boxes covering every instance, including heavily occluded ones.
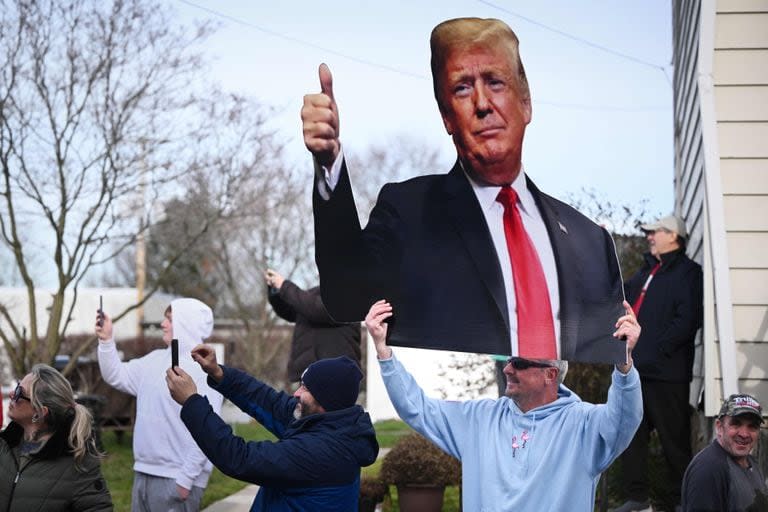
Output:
[180,366,379,511]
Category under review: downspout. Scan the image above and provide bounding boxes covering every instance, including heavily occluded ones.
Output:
[697,0,739,398]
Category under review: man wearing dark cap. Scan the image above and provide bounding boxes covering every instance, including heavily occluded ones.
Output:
[165,347,379,512]
[613,214,703,512]
[682,394,767,511]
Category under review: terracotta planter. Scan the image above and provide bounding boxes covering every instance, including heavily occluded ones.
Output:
[396,484,445,512]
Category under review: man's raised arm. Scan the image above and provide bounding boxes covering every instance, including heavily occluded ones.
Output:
[366,300,393,360]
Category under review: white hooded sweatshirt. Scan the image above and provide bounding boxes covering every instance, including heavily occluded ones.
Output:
[98,298,224,490]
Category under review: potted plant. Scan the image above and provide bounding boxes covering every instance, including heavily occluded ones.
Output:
[380,432,461,512]
[359,475,388,512]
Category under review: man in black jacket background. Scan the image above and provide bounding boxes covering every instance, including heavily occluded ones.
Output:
[612,214,703,512]
[265,269,362,384]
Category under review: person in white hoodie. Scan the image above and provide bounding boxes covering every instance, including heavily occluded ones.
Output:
[95,298,223,512]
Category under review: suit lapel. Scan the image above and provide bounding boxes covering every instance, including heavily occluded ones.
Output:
[443,162,510,333]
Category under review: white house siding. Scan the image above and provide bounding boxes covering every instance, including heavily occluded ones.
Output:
[713,0,768,408]
[673,0,768,417]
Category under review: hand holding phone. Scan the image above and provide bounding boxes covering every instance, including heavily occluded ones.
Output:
[171,339,179,374]
[97,295,104,327]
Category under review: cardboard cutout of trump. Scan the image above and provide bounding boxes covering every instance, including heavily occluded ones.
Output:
[301,18,626,364]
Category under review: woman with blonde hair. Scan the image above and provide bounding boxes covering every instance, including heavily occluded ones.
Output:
[0,363,113,511]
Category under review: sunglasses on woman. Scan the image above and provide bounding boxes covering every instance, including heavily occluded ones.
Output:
[505,357,554,371]
[11,383,30,403]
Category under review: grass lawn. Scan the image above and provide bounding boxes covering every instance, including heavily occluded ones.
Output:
[100,422,276,511]
[101,418,461,512]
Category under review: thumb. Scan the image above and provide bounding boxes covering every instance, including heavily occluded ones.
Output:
[318,63,334,101]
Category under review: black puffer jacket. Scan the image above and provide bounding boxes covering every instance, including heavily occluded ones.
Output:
[0,422,113,512]
[624,249,703,382]
[269,280,362,382]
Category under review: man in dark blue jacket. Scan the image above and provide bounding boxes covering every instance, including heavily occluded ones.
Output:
[612,214,703,512]
[166,348,379,512]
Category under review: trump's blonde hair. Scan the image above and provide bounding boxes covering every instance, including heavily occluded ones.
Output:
[430,17,530,110]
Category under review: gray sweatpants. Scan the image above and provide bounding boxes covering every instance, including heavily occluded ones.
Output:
[131,472,204,512]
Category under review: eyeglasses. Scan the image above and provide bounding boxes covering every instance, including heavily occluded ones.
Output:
[505,357,554,371]
[11,383,30,403]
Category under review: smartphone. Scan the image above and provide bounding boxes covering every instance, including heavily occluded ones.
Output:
[171,339,179,373]
[97,295,104,327]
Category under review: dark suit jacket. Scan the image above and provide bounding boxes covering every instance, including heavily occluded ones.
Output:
[313,159,625,363]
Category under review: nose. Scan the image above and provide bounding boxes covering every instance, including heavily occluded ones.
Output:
[474,85,492,117]
[502,362,515,376]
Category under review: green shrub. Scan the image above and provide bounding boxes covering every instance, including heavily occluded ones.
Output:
[380,432,460,486]
[359,475,389,503]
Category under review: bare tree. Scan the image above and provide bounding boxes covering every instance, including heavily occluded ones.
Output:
[211,163,313,379]
[564,187,658,278]
[436,352,496,400]
[129,136,447,380]
[0,0,230,376]
[117,92,314,379]
[346,136,446,225]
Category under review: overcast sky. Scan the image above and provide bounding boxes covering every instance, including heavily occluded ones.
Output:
[173,0,674,221]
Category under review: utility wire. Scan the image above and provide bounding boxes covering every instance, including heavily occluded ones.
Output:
[477,0,668,72]
[177,0,670,112]
[535,99,669,112]
[177,0,428,81]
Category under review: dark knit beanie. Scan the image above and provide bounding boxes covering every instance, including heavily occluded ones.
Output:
[301,356,363,412]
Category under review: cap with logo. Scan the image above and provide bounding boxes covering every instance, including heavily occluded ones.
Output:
[718,393,764,423]
[641,214,687,238]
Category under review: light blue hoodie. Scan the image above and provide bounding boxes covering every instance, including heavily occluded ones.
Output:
[379,355,642,512]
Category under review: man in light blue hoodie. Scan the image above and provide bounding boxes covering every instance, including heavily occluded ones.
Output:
[366,299,643,512]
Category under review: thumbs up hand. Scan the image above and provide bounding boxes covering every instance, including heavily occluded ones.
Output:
[301,63,340,168]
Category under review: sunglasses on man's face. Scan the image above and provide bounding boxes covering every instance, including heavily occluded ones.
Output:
[505,358,553,371]
[11,383,30,403]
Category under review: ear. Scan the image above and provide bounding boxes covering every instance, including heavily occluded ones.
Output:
[521,96,532,125]
[440,107,454,136]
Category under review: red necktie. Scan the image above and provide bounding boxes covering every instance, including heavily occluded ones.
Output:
[496,186,557,359]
